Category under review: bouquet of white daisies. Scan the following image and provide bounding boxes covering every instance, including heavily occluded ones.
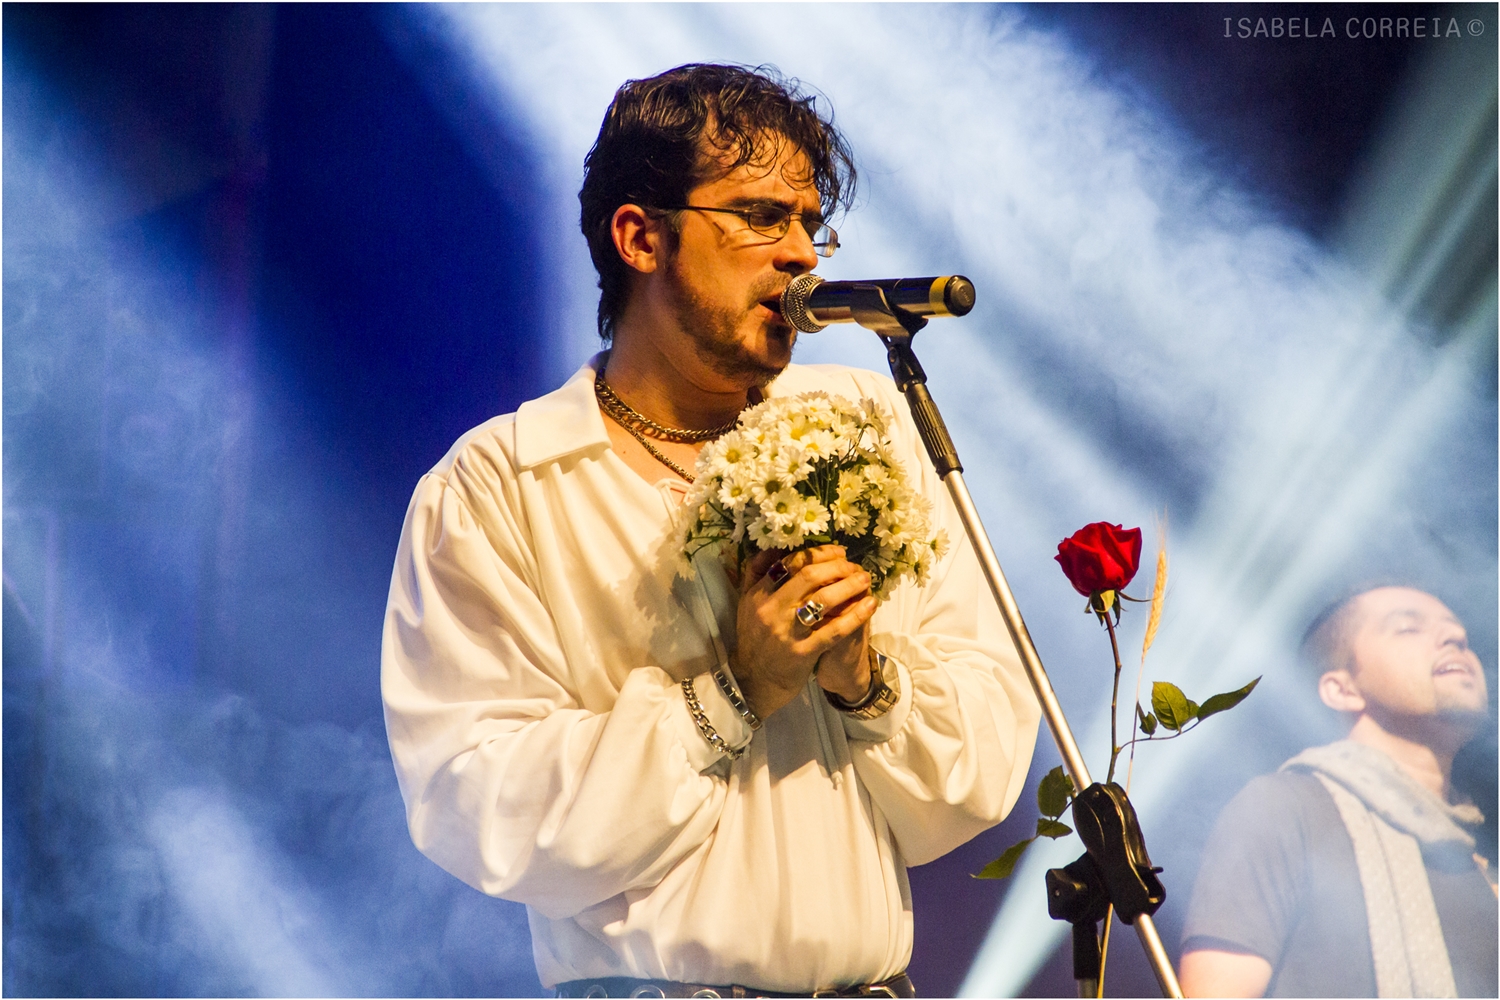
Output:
[678,392,948,600]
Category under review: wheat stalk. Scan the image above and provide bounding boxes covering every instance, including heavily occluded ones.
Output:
[1126,525,1168,795]
[1141,547,1168,663]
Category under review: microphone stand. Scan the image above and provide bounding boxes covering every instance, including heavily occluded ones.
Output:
[845,286,1183,1000]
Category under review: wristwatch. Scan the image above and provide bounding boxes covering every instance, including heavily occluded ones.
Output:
[823,650,899,720]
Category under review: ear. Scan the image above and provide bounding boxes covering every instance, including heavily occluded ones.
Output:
[610,203,668,275]
[1319,670,1366,714]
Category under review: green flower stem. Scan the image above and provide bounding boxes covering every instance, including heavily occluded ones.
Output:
[1103,607,1126,785]
[1098,606,1125,997]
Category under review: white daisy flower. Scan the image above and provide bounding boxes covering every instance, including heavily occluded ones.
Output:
[834,466,863,496]
[874,508,917,549]
[703,430,754,479]
[911,550,931,586]
[931,529,950,562]
[761,487,803,528]
[770,447,812,483]
[747,465,788,506]
[796,498,831,537]
[746,516,777,548]
[718,476,752,511]
[832,495,867,534]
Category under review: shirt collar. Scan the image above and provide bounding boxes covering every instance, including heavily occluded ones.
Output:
[513,353,612,470]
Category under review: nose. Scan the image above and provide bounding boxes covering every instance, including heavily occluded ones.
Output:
[1436,619,1470,652]
[775,219,820,275]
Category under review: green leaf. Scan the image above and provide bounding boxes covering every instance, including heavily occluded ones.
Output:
[1035,818,1073,839]
[1136,703,1158,736]
[1037,765,1075,818]
[1196,676,1262,721]
[1151,681,1196,731]
[974,838,1034,879]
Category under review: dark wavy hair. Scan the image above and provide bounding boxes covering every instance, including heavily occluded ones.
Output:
[578,63,857,341]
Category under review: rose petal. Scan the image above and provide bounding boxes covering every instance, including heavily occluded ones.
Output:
[1055,522,1143,595]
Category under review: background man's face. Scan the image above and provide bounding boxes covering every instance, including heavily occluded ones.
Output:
[658,137,821,386]
[1345,587,1489,726]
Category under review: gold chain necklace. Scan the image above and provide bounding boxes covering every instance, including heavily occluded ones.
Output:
[594,366,742,483]
[594,369,740,442]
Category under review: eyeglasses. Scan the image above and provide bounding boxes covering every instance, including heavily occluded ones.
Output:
[665,204,840,257]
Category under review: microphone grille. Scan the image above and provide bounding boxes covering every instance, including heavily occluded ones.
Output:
[781,274,826,333]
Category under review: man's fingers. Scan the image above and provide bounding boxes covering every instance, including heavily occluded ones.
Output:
[763,567,868,641]
[798,572,872,620]
[791,595,876,652]
[751,545,850,595]
[743,548,783,590]
[782,560,869,606]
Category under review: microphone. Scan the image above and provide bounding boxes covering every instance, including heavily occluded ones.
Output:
[781,274,976,333]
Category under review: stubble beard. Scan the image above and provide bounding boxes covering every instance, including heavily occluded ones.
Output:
[1434,690,1490,733]
[663,254,793,388]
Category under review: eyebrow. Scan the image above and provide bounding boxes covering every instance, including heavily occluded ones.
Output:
[1378,609,1462,629]
[722,195,825,223]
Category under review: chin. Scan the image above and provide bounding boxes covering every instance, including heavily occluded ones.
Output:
[1437,699,1491,721]
[762,325,796,360]
[703,347,786,387]
[721,331,791,384]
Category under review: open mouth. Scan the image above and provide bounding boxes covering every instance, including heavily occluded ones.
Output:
[759,295,785,318]
[1433,660,1474,679]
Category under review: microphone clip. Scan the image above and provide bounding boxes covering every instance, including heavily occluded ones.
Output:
[848,285,929,390]
[848,284,929,342]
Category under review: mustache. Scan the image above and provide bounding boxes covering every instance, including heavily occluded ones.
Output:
[750,275,793,307]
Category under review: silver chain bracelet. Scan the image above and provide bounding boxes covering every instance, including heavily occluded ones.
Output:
[681,677,748,760]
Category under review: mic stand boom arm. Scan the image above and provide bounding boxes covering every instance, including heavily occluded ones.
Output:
[844,286,1183,1000]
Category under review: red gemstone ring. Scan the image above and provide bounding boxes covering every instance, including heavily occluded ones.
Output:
[766,558,791,589]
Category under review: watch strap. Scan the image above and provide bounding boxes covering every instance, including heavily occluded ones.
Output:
[823,650,899,720]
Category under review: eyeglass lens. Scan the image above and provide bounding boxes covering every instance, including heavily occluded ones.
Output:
[744,209,836,257]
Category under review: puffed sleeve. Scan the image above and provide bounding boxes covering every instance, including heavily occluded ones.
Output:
[381,439,750,920]
[836,373,1041,866]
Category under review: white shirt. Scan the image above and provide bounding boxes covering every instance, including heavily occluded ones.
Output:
[381,356,1039,991]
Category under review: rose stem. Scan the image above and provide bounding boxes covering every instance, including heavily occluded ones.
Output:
[1099,605,1127,994]
[1103,605,1125,785]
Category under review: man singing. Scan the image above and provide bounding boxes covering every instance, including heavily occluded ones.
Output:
[1180,586,1498,997]
[381,64,1039,997]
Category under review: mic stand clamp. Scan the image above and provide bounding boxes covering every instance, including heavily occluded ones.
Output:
[843,286,1182,999]
[1047,783,1167,997]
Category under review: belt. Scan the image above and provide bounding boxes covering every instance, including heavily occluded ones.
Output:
[553,973,915,998]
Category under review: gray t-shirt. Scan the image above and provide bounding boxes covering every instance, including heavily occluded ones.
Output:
[1182,770,1497,998]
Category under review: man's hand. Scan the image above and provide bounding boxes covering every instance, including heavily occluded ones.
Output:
[729,545,877,718]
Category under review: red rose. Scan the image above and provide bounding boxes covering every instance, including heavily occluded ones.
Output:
[1055,522,1142,597]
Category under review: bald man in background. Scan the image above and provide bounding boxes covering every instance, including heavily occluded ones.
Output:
[1180,586,1497,998]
